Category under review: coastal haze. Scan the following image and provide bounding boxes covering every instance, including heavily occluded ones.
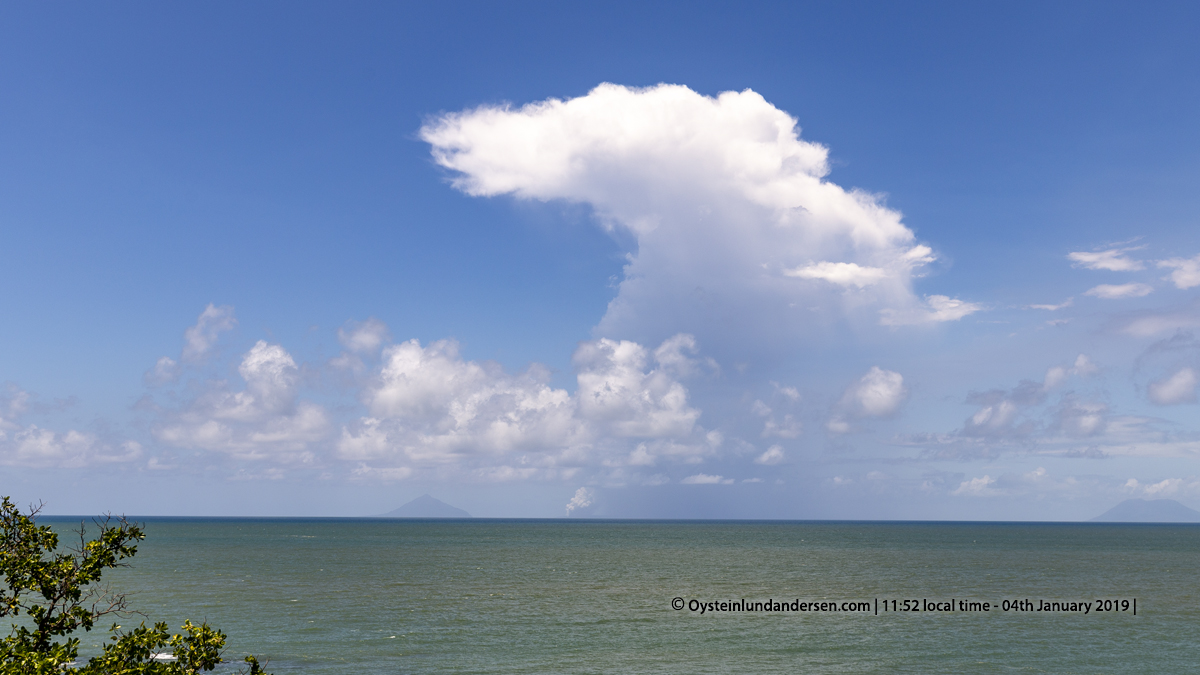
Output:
[3,3,1200,521]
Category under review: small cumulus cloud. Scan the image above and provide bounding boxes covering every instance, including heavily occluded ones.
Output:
[772,382,800,401]
[1043,366,1068,390]
[762,415,801,438]
[754,445,785,465]
[951,475,999,497]
[958,364,1088,439]
[1073,354,1099,376]
[565,487,595,515]
[143,356,180,387]
[1051,398,1108,437]
[1043,354,1098,390]
[936,364,1088,443]
[338,317,391,355]
[331,320,392,374]
[1157,254,1200,290]
[900,356,1194,460]
[844,367,907,417]
[753,399,801,439]
[146,304,236,387]
[964,399,1025,437]
[827,367,905,434]
[1147,367,1198,405]
[182,304,237,361]
[826,418,851,434]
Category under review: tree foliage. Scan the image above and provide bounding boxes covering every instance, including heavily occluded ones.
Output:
[0,497,268,674]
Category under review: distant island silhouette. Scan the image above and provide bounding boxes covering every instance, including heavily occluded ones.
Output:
[1091,498,1200,523]
[379,494,472,518]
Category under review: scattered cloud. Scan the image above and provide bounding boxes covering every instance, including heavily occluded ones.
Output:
[1051,398,1108,437]
[1068,246,1145,272]
[1123,477,1200,498]
[1072,354,1100,376]
[1029,298,1073,311]
[880,295,981,326]
[145,304,237,389]
[0,385,141,468]
[753,398,801,439]
[1085,283,1153,300]
[155,341,330,462]
[754,445,785,465]
[0,427,141,468]
[351,464,413,481]
[182,304,237,361]
[1116,301,1200,337]
[761,414,801,438]
[947,468,1092,499]
[1147,367,1198,405]
[903,402,1200,461]
[896,356,1110,459]
[844,367,907,417]
[681,473,733,484]
[951,475,999,497]
[828,367,906,434]
[963,396,1030,438]
[339,317,391,355]
[1043,354,1099,389]
[143,356,180,387]
[772,382,800,401]
[849,362,902,415]
[826,418,851,435]
[1158,254,1200,290]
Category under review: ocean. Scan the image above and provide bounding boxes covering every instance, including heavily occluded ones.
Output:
[39,518,1200,673]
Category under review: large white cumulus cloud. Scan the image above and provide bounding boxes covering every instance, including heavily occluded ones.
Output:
[827,366,907,433]
[339,333,708,480]
[357,338,584,458]
[134,306,715,482]
[421,83,977,348]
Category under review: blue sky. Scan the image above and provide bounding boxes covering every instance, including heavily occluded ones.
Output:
[3,1,1200,518]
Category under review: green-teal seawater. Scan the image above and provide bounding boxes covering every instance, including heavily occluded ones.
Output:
[41,519,1200,673]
